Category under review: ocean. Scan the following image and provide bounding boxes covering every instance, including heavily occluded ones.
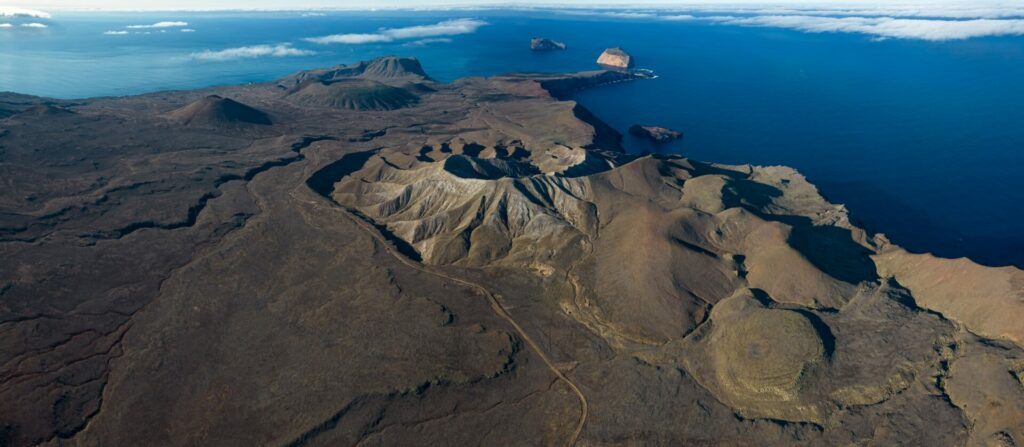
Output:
[3,9,1023,267]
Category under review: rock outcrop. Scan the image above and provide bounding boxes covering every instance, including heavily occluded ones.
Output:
[629,124,682,143]
[530,37,566,51]
[597,47,634,69]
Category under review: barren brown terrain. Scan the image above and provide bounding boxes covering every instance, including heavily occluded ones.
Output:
[1,56,1022,446]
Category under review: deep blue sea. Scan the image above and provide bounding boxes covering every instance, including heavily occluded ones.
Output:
[3,10,1023,267]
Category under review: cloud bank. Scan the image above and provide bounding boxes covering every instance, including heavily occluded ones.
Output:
[404,37,452,46]
[308,33,390,44]
[126,21,188,29]
[559,10,656,19]
[552,5,1024,41]
[705,15,1024,41]
[105,20,194,34]
[191,44,315,61]
[305,18,485,44]
[661,4,1024,21]
[0,7,50,19]
[21,22,46,28]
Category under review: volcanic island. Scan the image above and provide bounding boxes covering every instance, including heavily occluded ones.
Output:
[2,56,1023,446]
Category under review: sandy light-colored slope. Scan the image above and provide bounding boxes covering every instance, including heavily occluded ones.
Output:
[875,248,1024,345]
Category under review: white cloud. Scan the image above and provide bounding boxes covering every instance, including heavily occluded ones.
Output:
[706,15,1024,41]
[103,30,128,34]
[383,18,485,39]
[0,7,50,19]
[305,18,485,44]
[21,22,46,28]
[4,2,1024,20]
[559,10,657,19]
[191,44,315,61]
[659,5,1024,20]
[181,28,195,32]
[548,5,1024,41]
[126,21,188,29]
[308,33,391,44]
[0,23,11,28]
[404,37,452,46]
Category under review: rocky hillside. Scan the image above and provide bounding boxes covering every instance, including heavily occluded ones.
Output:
[285,79,420,111]
[168,95,272,126]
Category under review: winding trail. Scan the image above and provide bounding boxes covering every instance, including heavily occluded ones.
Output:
[295,148,588,445]
[341,208,588,447]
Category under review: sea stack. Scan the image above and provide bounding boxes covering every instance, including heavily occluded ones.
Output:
[530,37,567,51]
[629,125,682,143]
[597,47,634,70]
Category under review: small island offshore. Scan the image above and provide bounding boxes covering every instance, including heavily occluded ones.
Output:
[2,56,1023,446]
[531,37,567,51]
[629,124,683,143]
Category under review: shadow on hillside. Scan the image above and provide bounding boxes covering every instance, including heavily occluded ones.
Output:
[723,177,878,285]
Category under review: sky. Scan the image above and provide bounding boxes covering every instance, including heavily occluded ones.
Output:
[2,0,1021,12]
[4,1,1024,41]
